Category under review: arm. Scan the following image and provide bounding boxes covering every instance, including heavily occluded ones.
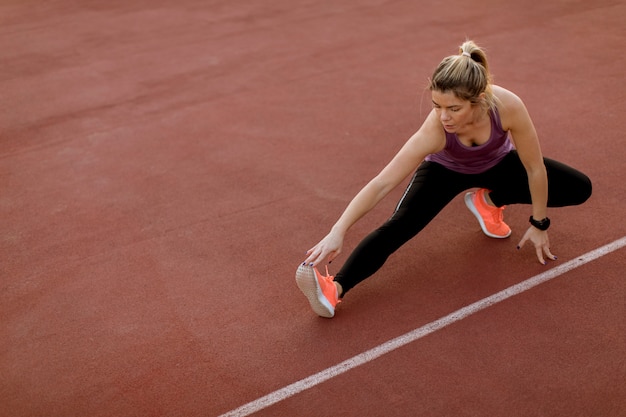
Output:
[304,110,445,266]
[496,87,556,264]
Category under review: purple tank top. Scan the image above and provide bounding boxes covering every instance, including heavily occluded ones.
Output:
[425,108,513,174]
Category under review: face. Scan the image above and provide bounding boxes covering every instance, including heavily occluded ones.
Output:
[431,90,477,133]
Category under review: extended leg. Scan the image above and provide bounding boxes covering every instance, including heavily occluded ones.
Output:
[334,162,469,294]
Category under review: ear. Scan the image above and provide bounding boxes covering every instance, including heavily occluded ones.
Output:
[477,92,488,109]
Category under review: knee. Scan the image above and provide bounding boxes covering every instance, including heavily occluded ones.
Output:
[569,172,592,205]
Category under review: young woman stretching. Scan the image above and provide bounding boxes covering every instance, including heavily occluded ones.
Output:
[296,40,592,318]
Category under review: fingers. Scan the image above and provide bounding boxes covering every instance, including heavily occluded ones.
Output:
[535,246,546,265]
[537,235,556,265]
[543,245,557,262]
[327,251,338,264]
[303,249,323,267]
[542,234,556,261]
[516,229,532,255]
[535,246,558,265]
[518,227,557,265]
[303,233,344,267]
[303,246,339,267]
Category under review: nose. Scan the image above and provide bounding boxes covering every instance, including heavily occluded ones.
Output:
[440,110,450,121]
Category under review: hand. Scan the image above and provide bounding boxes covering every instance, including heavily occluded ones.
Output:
[517,226,557,265]
[304,230,344,267]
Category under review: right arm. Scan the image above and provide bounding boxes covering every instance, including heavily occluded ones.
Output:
[304,109,445,266]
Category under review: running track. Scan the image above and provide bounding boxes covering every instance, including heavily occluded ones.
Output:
[1,1,625,416]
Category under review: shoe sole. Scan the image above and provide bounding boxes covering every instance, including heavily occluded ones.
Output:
[295,264,335,318]
[464,192,511,239]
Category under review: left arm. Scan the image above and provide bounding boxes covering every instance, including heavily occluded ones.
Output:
[495,86,556,264]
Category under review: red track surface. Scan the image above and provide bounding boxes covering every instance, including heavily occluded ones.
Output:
[2,1,625,416]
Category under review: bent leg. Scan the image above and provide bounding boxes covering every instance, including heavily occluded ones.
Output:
[484,151,592,207]
[544,157,592,206]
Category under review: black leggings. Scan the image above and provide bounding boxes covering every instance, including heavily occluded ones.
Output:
[334,151,592,295]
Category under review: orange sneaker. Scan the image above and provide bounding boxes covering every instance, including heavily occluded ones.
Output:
[464,188,511,238]
[295,264,340,318]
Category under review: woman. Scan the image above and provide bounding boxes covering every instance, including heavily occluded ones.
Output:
[295,40,592,318]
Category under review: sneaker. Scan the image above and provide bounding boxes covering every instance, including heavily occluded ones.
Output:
[464,188,511,238]
[295,264,340,318]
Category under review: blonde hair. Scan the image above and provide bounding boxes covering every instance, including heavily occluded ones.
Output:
[429,40,496,110]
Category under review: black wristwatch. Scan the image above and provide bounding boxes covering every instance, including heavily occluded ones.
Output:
[529,216,551,231]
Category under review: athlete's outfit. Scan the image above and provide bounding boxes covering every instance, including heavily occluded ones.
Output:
[332,107,592,295]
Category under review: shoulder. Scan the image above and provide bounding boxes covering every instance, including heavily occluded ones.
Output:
[397,109,446,161]
[492,85,531,131]
[417,109,447,151]
[493,85,525,111]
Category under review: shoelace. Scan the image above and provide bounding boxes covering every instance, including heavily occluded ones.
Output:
[324,265,332,278]
[320,265,341,304]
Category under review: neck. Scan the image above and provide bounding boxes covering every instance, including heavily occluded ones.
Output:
[472,105,490,123]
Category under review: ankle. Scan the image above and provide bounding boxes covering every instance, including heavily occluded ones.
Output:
[335,282,343,298]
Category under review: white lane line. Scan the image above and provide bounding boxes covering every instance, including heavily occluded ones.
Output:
[218,236,626,417]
